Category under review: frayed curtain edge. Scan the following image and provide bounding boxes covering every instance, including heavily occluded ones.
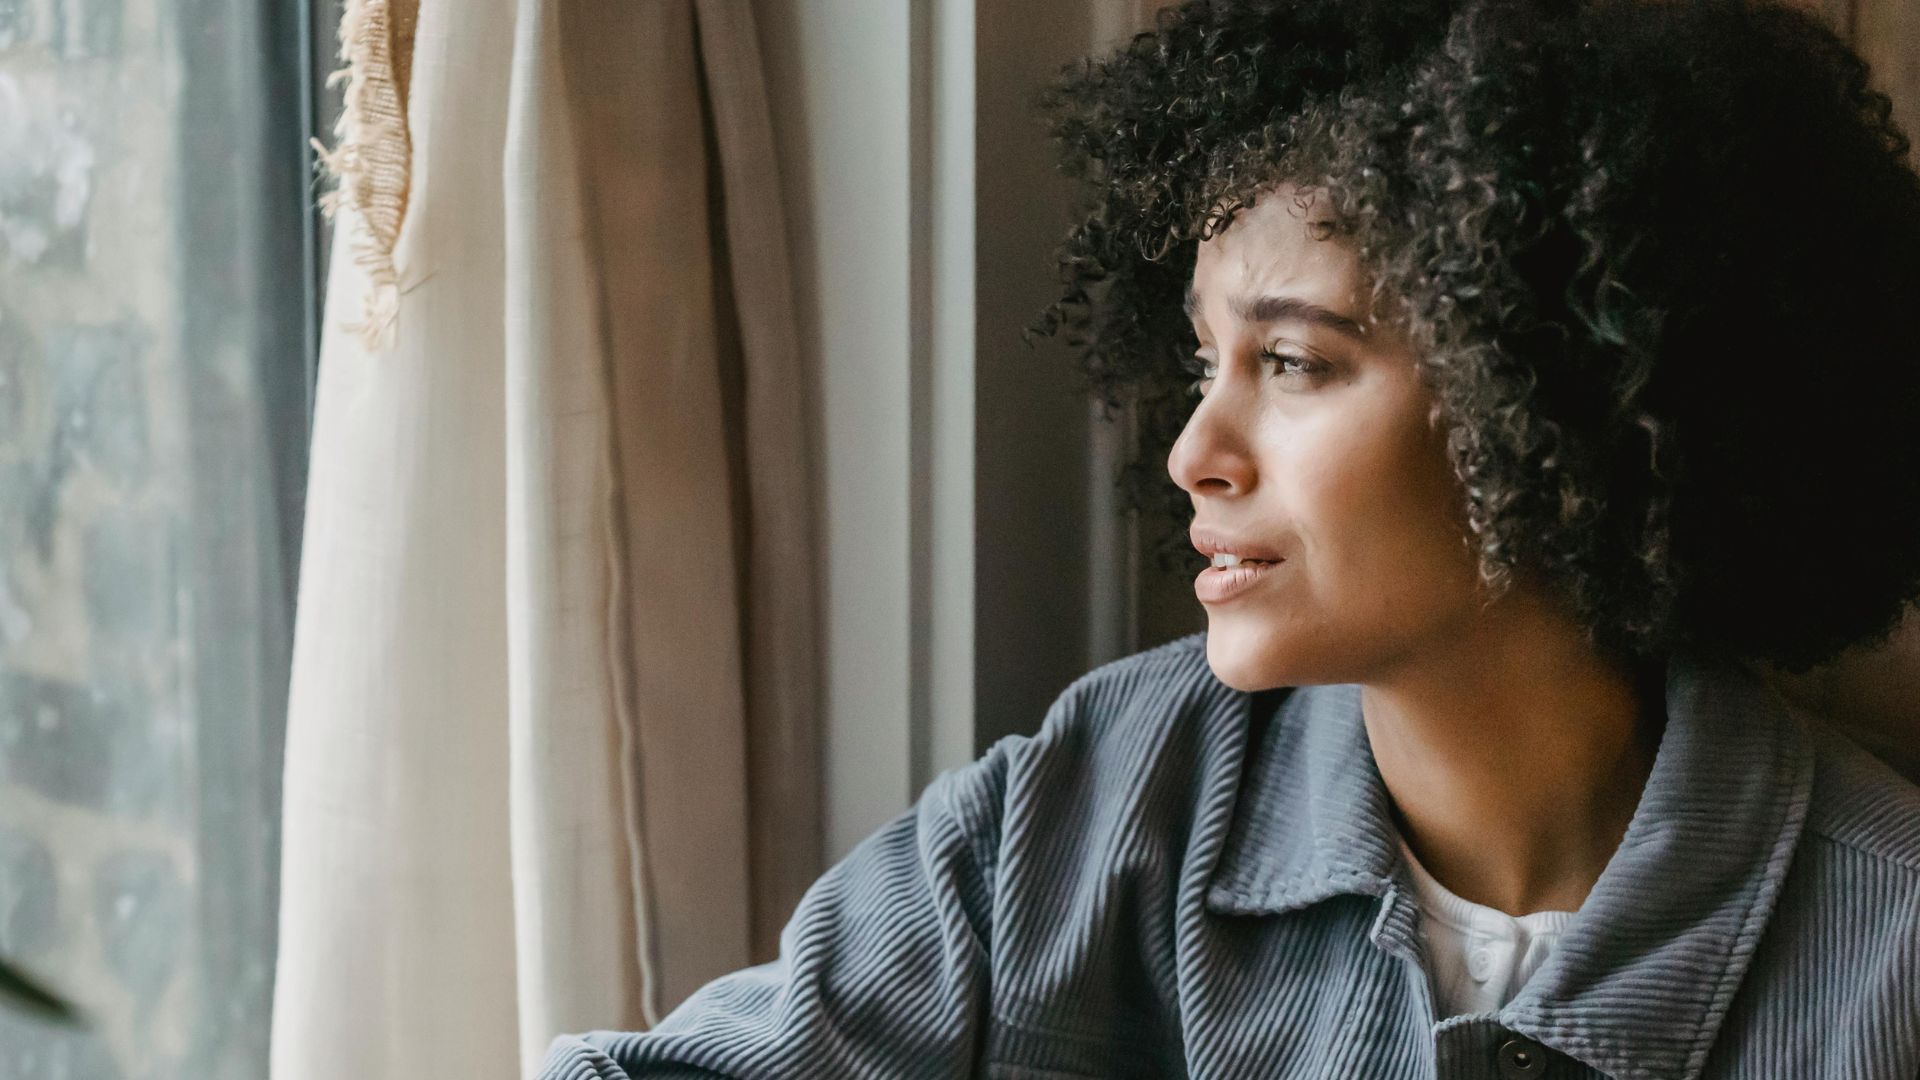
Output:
[312,0,419,353]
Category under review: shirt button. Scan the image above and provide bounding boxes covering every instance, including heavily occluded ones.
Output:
[1496,1036,1549,1079]
[1467,945,1495,981]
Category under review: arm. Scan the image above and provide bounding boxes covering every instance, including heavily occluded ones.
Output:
[537,742,1013,1080]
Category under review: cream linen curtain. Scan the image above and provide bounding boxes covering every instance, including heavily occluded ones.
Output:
[270,0,820,1076]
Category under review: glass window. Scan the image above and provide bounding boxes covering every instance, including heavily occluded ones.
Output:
[0,0,309,1074]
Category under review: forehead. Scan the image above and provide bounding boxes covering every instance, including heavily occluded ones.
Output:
[1189,186,1364,312]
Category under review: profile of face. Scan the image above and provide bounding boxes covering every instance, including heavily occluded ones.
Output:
[1171,183,1487,691]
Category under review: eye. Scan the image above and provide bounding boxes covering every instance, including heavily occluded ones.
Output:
[1265,348,1328,380]
[1181,351,1216,398]
[1182,348,1328,398]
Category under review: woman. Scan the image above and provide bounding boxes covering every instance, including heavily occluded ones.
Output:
[542,0,1920,1076]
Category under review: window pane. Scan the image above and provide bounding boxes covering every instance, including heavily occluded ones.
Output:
[0,0,307,1075]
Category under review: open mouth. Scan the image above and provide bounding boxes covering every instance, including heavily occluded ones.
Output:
[1208,554,1279,568]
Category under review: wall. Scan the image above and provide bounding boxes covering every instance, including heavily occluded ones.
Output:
[756,0,979,859]
[754,0,1192,860]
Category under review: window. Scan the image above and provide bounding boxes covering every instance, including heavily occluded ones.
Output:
[0,0,316,1074]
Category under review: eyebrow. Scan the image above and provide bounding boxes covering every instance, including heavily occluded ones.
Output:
[1183,285,1368,340]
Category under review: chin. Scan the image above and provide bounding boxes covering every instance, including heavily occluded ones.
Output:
[1202,616,1296,692]
[1203,607,1364,691]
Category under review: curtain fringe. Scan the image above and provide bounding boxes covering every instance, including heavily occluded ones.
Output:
[312,0,419,352]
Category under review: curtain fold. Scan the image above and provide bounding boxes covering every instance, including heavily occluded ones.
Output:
[271,1,820,1076]
[503,0,659,1053]
[682,0,826,960]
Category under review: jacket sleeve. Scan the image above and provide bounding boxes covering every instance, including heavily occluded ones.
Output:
[535,738,1016,1080]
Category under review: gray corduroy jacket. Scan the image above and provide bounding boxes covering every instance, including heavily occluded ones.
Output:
[539,631,1920,1079]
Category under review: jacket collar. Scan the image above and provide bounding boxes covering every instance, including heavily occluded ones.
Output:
[1203,650,1815,1080]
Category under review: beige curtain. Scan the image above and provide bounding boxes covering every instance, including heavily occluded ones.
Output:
[270,0,820,1076]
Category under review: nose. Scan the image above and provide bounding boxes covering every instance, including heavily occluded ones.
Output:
[1168,381,1256,499]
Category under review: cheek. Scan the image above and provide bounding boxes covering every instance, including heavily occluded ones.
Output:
[1204,381,1480,690]
[1285,398,1475,611]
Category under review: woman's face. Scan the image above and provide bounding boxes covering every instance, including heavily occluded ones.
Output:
[1171,184,1486,690]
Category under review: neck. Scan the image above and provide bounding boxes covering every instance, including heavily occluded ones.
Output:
[1361,592,1665,916]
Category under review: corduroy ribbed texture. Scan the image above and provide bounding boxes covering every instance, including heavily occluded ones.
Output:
[538,632,1920,1079]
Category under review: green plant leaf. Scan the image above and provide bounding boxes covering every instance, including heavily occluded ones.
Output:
[0,958,79,1026]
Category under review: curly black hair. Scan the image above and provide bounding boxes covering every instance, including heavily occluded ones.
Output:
[1026,0,1920,672]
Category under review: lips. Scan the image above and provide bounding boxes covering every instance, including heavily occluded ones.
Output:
[1188,526,1287,603]
[1189,525,1285,563]
[1194,558,1282,604]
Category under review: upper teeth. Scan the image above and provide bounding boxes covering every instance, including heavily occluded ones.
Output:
[1212,553,1244,568]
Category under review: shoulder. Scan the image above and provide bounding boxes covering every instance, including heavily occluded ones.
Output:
[1740,719,1920,1020]
[1771,716,1920,961]
[926,631,1245,851]
[1042,630,1229,734]
[1802,719,1920,876]
[994,630,1243,780]
[1059,629,1219,703]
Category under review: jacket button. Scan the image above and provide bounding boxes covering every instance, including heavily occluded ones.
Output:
[1496,1035,1549,1079]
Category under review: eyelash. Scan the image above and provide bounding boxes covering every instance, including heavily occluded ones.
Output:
[1183,349,1326,397]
